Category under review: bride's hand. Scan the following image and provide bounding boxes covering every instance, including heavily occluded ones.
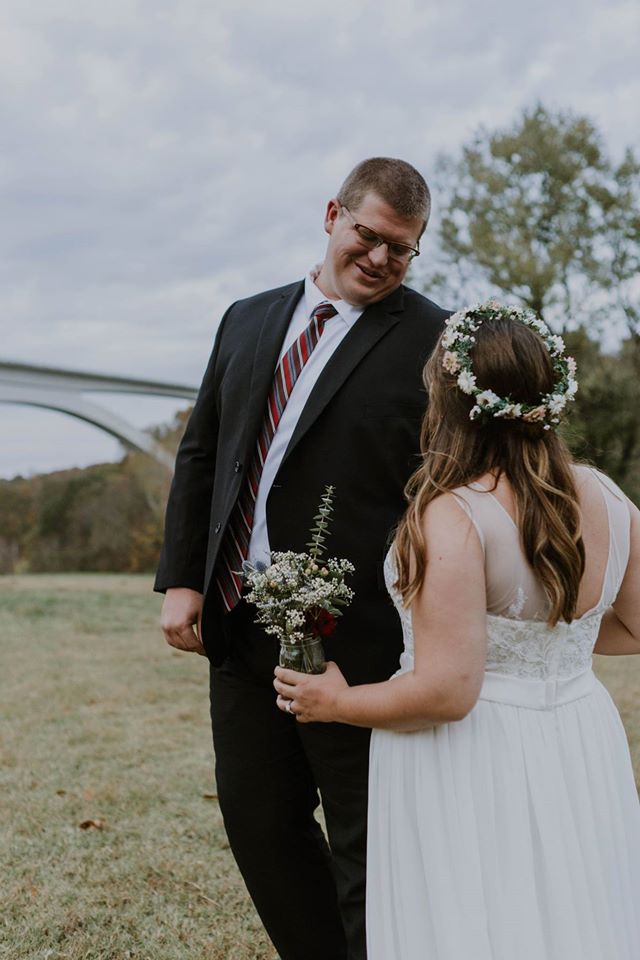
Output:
[274,661,348,723]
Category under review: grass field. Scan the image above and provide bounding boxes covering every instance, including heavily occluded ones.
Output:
[1,574,639,960]
[0,575,276,960]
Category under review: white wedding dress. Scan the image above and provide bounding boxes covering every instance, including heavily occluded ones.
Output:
[367,469,640,960]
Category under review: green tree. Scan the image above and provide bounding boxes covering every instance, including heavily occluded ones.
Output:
[0,409,188,574]
[424,104,620,327]
[563,330,640,501]
[420,104,640,498]
[591,151,640,340]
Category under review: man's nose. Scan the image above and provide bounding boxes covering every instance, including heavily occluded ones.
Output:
[367,243,389,268]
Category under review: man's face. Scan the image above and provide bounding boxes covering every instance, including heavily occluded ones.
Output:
[317,191,424,306]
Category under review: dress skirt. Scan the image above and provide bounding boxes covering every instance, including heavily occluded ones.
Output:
[366,670,640,960]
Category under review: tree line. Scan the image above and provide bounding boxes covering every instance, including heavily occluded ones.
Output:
[0,105,638,573]
[0,416,183,575]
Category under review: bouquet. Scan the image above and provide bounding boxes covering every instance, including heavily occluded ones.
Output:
[243,486,354,674]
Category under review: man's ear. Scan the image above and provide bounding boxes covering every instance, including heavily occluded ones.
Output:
[324,199,340,236]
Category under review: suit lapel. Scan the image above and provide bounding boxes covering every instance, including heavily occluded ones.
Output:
[280,286,405,467]
[241,280,304,463]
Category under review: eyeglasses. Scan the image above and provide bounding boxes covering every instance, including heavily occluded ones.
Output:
[340,205,420,263]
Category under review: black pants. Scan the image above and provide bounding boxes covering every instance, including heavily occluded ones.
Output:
[210,598,370,960]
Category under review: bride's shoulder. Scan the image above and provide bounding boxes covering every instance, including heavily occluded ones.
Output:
[421,490,484,541]
[572,463,628,504]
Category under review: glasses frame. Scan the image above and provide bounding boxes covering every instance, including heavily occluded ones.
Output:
[340,204,420,263]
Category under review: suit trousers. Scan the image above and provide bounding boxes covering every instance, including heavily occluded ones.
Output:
[210,597,370,960]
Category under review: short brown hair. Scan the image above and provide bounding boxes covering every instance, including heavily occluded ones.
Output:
[336,158,431,232]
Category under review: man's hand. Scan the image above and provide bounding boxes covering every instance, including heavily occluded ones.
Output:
[161,588,206,656]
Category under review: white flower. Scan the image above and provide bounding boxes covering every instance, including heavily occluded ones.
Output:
[549,334,566,355]
[547,394,567,415]
[442,351,461,374]
[567,356,577,377]
[444,313,465,332]
[494,403,523,418]
[476,389,501,408]
[457,370,477,394]
[441,329,461,349]
[469,405,482,420]
[566,377,578,397]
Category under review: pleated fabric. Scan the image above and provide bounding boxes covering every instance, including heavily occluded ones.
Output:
[367,470,640,959]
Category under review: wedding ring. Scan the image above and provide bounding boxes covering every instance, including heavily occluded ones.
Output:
[286,701,293,714]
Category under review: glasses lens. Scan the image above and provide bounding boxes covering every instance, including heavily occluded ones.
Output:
[354,224,380,247]
[351,216,418,262]
[387,243,415,262]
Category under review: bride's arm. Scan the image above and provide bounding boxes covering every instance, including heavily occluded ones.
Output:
[594,499,640,655]
[274,494,488,730]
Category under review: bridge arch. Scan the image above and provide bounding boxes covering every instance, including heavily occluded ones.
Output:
[0,361,198,470]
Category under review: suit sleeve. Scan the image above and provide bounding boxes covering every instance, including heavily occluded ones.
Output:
[153,306,233,594]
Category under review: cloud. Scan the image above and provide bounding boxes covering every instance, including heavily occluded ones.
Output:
[1,0,638,476]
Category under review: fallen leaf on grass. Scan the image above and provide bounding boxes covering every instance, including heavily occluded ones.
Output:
[78,819,106,830]
[55,789,66,796]
[202,792,218,800]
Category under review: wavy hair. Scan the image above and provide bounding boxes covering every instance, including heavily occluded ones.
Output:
[394,313,585,626]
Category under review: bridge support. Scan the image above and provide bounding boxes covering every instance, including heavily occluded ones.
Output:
[0,361,198,470]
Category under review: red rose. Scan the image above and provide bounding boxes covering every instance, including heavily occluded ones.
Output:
[307,608,338,637]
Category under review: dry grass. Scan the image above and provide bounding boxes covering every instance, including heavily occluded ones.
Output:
[1,574,638,959]
[0,574,276,960]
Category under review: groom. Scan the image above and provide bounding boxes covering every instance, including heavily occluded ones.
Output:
[155,157,449,960]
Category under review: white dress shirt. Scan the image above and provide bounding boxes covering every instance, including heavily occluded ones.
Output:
[248,273,364,566]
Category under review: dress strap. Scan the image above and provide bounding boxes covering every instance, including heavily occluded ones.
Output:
[450,488,486,551]
[586,467,631,602]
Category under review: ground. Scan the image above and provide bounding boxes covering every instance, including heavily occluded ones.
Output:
[1,574,638,959]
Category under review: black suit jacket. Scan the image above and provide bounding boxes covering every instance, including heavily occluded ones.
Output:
[155,280,449,680]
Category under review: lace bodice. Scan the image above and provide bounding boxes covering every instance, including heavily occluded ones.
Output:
[385,469,631,682]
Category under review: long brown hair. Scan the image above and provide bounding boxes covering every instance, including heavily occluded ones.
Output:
[394,314,585,625]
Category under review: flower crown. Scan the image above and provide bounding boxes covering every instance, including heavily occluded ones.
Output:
[441,300,578,429]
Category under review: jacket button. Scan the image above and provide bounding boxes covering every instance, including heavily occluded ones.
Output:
[214,522,222,533]
[234,460,242,473]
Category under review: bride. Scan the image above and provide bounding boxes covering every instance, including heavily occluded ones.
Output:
[274,301,640,960]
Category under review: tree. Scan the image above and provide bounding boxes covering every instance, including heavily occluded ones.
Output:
[592,151,640,340]
[423,104,625,328]
[562,330,640,502]
[419,104,640,499]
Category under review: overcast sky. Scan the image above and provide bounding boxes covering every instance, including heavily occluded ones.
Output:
[1,0,638,478]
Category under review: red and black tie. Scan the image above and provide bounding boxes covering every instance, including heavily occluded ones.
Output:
[215,301,338,612]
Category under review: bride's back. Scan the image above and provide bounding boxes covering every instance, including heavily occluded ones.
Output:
[454,464,628,623]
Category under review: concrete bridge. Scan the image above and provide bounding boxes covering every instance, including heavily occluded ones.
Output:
[0,361,198,469]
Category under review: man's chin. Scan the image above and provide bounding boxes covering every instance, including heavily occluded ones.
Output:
[343,282,393,307]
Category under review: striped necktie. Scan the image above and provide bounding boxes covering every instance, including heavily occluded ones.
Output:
[216,301,338,612]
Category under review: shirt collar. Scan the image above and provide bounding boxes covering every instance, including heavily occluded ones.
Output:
[304,272,364,329]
